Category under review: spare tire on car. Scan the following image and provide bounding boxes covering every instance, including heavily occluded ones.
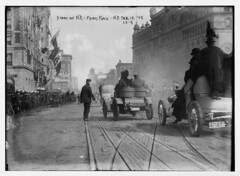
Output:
[135,86,147,98]
[119,86,134,98]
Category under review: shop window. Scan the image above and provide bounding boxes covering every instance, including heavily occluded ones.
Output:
[224,7,232,12]
[7,36,11,45]
[27,51,31,64]
[226,18,232,28]
[13,8,20,30]
[7,53,13,66]
[15,33,21,43]
[7,19,11,29]
[61,63,66,69]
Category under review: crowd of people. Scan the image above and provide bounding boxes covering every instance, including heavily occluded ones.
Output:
[6,89,77,116]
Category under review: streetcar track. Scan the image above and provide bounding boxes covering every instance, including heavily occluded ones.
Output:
[96,114,144,170]
[84,120,98,170]
[97,114,173,170]
[87,108,215,170]
[119,120,217,170]
[114,124,175,170]
[177,124,220,170]
[96,120,133,170]
[88,112,143,170]
[98,120,172,170]
[89,111,173,170]
[148,121,158,170]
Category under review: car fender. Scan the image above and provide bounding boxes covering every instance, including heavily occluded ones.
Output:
[114,98,124,104]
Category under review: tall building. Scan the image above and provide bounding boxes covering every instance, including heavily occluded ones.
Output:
[115,60,133,80]
[71,76,79,92]
[6,7,51,92]
[132,7,233,90]
[104,69,117,85]
[88,68,98,93]
[51,50,72,92]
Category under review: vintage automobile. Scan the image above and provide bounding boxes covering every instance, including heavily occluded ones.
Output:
[101,85,153,121]
[99,84,115,107]
[158,75,232,137]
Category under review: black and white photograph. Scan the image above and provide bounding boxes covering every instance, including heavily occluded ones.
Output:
[3,0,238,174]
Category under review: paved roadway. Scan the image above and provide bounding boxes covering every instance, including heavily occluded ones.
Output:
[6,102,232,171]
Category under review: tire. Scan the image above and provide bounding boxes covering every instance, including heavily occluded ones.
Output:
[188,101,203,137]
[146,104,153,119]
[158,100,166,125]
[103,100,108,118]
[112,100,119,121]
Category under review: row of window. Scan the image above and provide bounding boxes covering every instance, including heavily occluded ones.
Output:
[7,52,32,66]
[7,33,21,45]
[26,77,34,86]
[180,8,210,25]
[7,53,12,66]
[182,22,207,40]
[134,36,208,66]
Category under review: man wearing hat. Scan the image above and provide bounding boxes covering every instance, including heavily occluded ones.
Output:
[119,70,132,87]
[172,48,201,124]
[200,36,230,98]
[197,21,233,98]
[80,79,95,121]
[184,48,201,83]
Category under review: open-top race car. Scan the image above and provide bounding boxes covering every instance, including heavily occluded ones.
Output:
[101,85,153,121]
[158,75,232,137]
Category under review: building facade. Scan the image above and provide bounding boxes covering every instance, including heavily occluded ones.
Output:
[132,7,233,91]
[51,51,72,92]
[6,7,51,92]
[115,60,133,80]
[104,69,118,86]
[71,76,79,93]
[87,68,98,93]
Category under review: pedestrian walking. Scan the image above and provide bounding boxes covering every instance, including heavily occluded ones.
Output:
[80,79,95,121]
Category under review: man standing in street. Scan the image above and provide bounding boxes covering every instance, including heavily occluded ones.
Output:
[80,79,95,121]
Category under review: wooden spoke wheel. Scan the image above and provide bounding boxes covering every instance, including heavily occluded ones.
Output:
[188,101,204,137]
[158,100,166,125]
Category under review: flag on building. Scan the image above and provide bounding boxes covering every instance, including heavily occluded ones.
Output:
[48,30,60,61]
[41,47,48,54]
[46,24,52,36]
[50,30,60,48]
[54,52,62,75]
[55,61,61,76]
[49,47,60,62]
[51,37,58,49]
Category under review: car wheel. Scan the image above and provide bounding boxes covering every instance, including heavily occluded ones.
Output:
[112,99,119,121]
[146,104,153,119]
[103,100,107,118]
[188,101,203,137]
[158,100,166,125]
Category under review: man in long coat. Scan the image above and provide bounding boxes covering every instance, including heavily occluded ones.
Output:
[80,79,95,121]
